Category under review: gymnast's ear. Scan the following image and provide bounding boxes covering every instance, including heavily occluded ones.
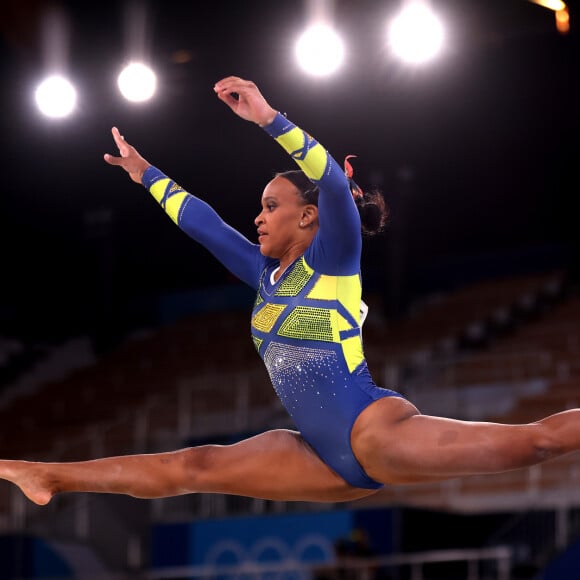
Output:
[300,204,318,227]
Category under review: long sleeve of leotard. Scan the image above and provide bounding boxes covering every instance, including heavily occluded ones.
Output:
[140,113,359,285]
[141,166,267,290]
[261,113,362,276]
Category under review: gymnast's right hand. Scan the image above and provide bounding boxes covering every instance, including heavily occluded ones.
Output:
[214,76,277,127]
[103,127,151,184]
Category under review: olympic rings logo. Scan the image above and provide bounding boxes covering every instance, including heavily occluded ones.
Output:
[204,533,335,579]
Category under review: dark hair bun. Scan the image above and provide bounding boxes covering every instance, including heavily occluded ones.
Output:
[356,191,388,236]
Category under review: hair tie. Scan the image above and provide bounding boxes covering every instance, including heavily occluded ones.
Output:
[344,155,364,200]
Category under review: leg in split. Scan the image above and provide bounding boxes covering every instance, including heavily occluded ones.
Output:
[0,429,377,506]
[351,397,580,485]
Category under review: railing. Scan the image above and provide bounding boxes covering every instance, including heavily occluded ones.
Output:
[485,506,580,571]
[146,545,513,580]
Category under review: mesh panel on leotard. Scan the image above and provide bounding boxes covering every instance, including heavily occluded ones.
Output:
[252,303,287,333]
[277,306,336,342]
[274,259,311,297]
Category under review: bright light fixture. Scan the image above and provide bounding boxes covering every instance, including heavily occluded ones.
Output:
[295,24,345,77]
[117,62,157,103]
[388,2,445,64]
[35,75,77,118]
[528,0,566,11]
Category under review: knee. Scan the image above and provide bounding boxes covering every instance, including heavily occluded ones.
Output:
[179,445,224,492]
[533,408,580,460]
[532,425,565,462]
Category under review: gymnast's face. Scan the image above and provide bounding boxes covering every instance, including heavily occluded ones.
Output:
[254,175,317,259]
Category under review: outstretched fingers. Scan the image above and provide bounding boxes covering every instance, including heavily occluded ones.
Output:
[103,127,150,183]
[111,126,131,156]
[103,127,130,165]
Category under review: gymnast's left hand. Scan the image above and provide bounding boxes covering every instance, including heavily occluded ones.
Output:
[103,127,151,184]
[214,76,277,127]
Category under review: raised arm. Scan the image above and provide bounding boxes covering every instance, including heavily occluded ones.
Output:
[215,76,362,274]
[104,128,265,290]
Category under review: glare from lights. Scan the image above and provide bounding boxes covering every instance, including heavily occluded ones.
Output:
[388,2,445,64]
[528,0,569,34]
[528,0,566,10]
[555,7,570,34]
[295,24,345,77]
[117,62,157,102]
[35,75,77,118]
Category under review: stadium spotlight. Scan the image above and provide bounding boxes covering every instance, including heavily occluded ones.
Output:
[528,0,569,34]
[35,75,77,118]
[117,62,157,103]
[35,6,76,119]
[295,23,345,77]
[388,1,445,64]
[528,0,565,9]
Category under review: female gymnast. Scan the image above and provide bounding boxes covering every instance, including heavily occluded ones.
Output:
[0,76,578,507]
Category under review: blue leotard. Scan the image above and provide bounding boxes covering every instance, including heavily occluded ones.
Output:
[141,113,404,489]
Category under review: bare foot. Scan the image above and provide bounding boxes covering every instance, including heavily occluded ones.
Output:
[0,460,54,505]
